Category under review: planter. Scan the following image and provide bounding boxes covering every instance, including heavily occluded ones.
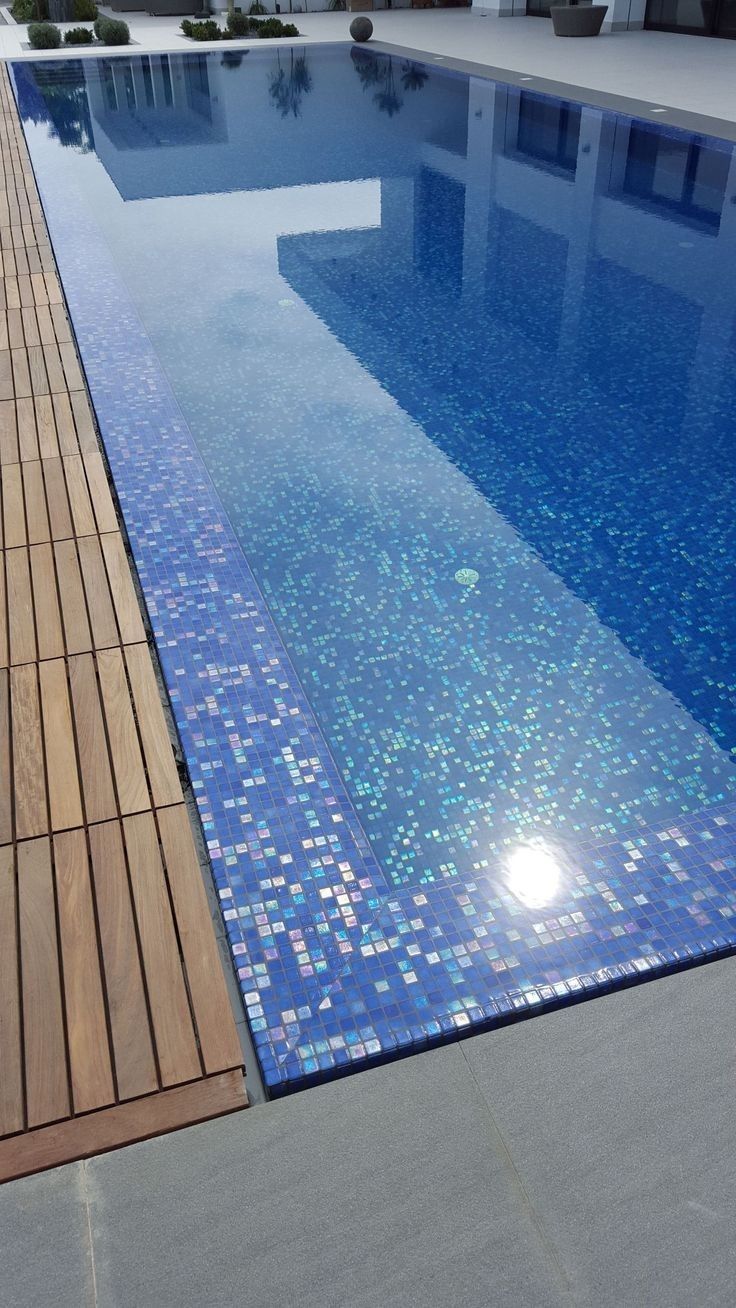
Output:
[550,3,607,34]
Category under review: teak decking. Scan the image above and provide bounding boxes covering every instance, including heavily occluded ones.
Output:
[0,65,247,1184]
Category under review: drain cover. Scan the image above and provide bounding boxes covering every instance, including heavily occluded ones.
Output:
[455,568,479,587]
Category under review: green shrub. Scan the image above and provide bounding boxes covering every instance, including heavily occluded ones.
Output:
[11,0,48,21]
[225,8,250,34]
[248,1,267,11]
[251,16,298,35]
[180,17,220,38]
[71,0,97,19]
[64,23,93,41]
[94,14,129,43]
[11,0,34,22]
[27,20,61,46]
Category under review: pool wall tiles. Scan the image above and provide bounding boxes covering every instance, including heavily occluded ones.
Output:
[20,87,736,1090]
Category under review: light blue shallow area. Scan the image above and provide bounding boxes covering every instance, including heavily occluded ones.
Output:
[13,47,736,1089]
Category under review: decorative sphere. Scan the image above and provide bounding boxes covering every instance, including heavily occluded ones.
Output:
[350,16,373,41]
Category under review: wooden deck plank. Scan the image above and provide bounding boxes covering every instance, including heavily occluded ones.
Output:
[125,642,181,809]
[89,820,158,1102]
[29,541,64,661]
[0,670,12,849]
[52,391,78,458]
[68,389,97,455]
[2,461,25,547]
[97,646,149,815]
[42,455,73,540]
[6,545,36,666]
[34,394,57,459]
[54,828,116,1114]
[42,342,65,395]
[158,806,245,1077]
[0,669,11,842]
[100,532,146,644]
[0,397,18,464]
[0,845,23,1138]
[27,345,48,397]
[39,658,83,832]
[0,558,6,669]
[54,537,92,656]
[11,663,46,840]
[68,653,117,826]
[0,349,13,402]
[18,397,40,462]
[77,533,118,650]
[63,453,96,537]
[22,460,50,545]
[0,1069,246,1185]
[83,451,117,534]
[11,346,31,399]
[123,811,202,1088]
[18,837,70,1128]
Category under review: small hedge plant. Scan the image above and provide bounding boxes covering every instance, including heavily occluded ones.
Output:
[180,18,220,39]
[27,20,61,47]
[182,14,298,39]
[11,0,42,22]
[72,0,97,19]
[225,9,250,34]
[253,17,298,34]
[94,14,130,43]
[64,24,93,42]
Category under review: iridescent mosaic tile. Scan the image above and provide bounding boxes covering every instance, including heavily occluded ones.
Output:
[13,49,736,1092]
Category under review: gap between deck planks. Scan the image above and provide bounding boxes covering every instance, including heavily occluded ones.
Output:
[0,63,247,1185]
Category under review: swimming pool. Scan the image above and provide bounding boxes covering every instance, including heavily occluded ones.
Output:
[14,46,736,1091]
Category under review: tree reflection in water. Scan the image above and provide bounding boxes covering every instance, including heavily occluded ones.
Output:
[351,49,429,117]
[268,51,313,119]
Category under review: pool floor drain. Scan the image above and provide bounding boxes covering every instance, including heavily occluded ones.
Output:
[455,567,480,587]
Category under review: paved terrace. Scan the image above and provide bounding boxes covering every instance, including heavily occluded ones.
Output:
[2,14,736,1307]
[0,10,735,134]
[0,65,246,1184]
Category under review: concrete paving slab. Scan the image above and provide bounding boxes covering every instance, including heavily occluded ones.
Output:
[0,1162,94,1308]
[461,958,736,1307]
[83,1043,568,1308]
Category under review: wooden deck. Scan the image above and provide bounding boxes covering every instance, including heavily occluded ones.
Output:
[0,66,247,1184]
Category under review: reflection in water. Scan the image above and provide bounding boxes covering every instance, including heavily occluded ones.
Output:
[268,51,313,119]
[505,844,562,909]
[351,49,429,117]
[14,61,93,153]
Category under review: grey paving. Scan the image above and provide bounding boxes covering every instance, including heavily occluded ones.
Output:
[83,1043,567,1308]
[0,1162,93,1308]
[462,958,736,1307]
[3,963,736,1307]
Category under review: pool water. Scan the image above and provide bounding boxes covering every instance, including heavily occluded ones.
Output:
[15,48,736,1090]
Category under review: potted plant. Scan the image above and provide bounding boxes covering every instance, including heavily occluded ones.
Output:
[550,0,608,35]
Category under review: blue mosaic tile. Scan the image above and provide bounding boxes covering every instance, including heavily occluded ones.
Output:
[12,49,736,1091]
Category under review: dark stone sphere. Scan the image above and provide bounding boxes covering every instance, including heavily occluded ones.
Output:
[350,16,373,41]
